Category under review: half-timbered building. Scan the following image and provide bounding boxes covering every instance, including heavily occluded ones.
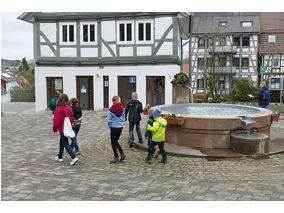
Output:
[190,12,260,94]
[19,12,188,112]
[259,12,284,81]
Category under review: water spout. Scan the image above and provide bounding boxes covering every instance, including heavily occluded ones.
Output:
[183,84,193,103]
[238,116,256,136]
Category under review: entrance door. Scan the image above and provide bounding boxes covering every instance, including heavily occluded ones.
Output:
[146,76,165,106]
[76,76,94,110]
[103,76,109,108]
[46,77,63,107]
[118,76,136,107]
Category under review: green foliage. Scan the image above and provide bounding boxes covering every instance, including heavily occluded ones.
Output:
[206,94,233,103]
[230,80,259,102]
[171,73,190,85]
[15,58,35,87]
[10,88,35,102]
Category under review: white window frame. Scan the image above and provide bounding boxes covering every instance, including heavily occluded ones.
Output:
[268,35,276,43]
[116,20,134,45]
[241,21,253,27]
[136,19,154,44]
[59,22,76,45]
[273,56,280,67]
[80,22,97,45]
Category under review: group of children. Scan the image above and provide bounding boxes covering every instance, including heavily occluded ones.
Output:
[108,92,168,164]
[52,92,82,166]
[52,91,167,166]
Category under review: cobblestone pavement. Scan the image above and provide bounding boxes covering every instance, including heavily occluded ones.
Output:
[1,110,284,201]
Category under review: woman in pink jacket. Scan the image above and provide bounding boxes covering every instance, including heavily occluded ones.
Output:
[53,93,78,165]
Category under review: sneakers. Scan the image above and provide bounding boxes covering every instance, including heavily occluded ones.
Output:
[144,157,151,164]
[110,156,120,164]
[55,156,63,162]
[120,153,126,162]
[70,157,78,165]
[129,140,134,148]
[75,152,81,155]
[159,160,167,164]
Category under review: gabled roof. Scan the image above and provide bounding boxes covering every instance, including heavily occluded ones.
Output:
[18,12,183,23]
[192,12,260,34]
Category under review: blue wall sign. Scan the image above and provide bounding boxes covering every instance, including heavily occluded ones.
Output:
[130,77,136,84]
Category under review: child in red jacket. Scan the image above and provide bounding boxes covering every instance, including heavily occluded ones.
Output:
[53,93,78,166]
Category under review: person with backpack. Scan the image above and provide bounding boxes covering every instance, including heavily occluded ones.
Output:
[49,90,61,114]
[125,92,143,147]
[249,82,270,109]
[53,93,78,166]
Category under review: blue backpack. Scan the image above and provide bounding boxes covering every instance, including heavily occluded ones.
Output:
[263,89,270,101]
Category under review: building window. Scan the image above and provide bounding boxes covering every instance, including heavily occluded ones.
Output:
[46,77,63,108]
[197,79,205,89]
[136,20,154,44]
[268,35,276,43]
[233,58,240,67]
[219,58,226,67]
[219,21,227,27]
[207,38,213,47]
[198,58,204,68]
[233,36,240,46]
[241,58,249,68]
[206,58,213,68]
[219,37,226,46]
[273,57,279,67]
[117,21,134,45]
[198,37,205,47]
[80,22,97,45]
[242,36,250,47]
[60,23,76,45]
[241,21,252,27]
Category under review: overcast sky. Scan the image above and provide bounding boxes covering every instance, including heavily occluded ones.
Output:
[1,12,33,60]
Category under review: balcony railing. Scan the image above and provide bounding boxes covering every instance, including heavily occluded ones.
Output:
[207,45,237,54]
[208,67,237,74]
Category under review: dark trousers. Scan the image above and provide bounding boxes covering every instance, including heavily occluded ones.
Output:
[129,122,143,141]
[58,134,76,159]
[110,129,124,157]
[147,141,167,161]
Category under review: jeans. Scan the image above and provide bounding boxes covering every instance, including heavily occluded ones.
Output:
[147,139,156,152]
[71,124,81,153]
[129,122,143,141]
[147,141,167,161]
[110,129,124,157]
[259,104,269,109]
[58,134,76,159]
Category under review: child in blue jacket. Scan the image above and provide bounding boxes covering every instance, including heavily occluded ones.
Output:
[107,96,126,164]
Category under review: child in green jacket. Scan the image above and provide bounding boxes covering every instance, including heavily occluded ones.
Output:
[144,108,167,164]
[145,109,159,158]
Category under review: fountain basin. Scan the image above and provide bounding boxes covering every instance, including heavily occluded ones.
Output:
[230,132,270,155]
[154,103,273,149]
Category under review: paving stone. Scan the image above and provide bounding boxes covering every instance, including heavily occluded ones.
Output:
[1,110,284,201]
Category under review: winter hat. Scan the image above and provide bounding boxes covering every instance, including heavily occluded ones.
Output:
[153,108,162,118]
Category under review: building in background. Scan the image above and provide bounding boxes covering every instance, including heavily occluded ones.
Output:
[19,12,189,112]
[190,12,260,94]
[259,12,284,81]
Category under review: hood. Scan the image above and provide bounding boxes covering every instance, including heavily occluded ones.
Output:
[109,102,124,117]
[155,117,167,127]
[58,105,70,115]
[129,100,140,106]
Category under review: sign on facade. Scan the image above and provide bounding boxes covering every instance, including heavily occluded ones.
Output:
[81,85,87,93]
[130,77,135,84]
[260,66,266,75]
